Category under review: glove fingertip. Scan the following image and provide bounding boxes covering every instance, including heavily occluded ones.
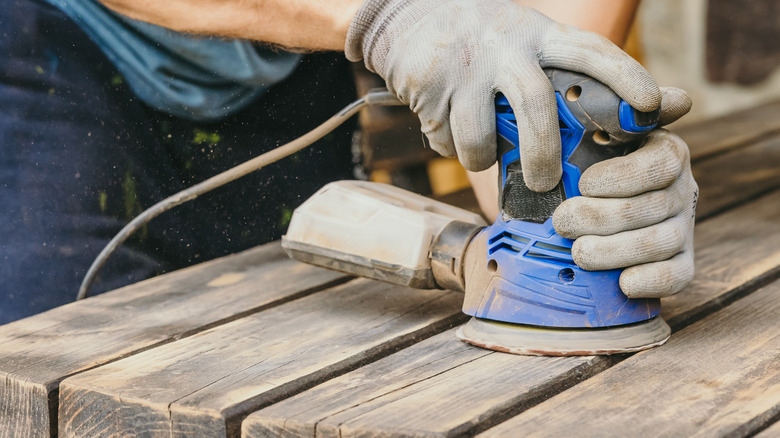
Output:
[619,271,678,299]
[450,101,497,171]
[418,111,457,158]
[552,203,579,239]
[459,145,497,171]
[619,257,694,299]
[522,163,562,192]
[570,238,599,271]
[618,60,662,113]
[659,87,693,126]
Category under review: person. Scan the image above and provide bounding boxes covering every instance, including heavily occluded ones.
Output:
[0,0,697,324]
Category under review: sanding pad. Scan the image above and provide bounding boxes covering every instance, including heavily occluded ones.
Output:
[456,316,671,356]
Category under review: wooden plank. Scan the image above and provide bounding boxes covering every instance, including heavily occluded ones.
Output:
[479,279,780,438]
[240,188,780,438]
[675,99,780,161]
[661,189,780,327]
[0,242,347,438]
[241,328,603,438]
[694,134,780,220]
[57,280,465,438]
[755,419,780,438]
[15,105,777,437]
[240,328,493,437]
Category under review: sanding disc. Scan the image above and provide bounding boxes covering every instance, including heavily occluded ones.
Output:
[456,316,671,356]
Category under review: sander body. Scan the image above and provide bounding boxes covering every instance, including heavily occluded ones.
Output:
[282,69,672,356]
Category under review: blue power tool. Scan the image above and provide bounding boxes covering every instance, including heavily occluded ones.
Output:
[282,69,672,356]
[456,69,671,355]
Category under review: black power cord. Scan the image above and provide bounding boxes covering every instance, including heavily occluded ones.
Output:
[77,89,404,300]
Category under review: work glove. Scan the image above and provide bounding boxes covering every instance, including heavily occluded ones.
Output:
[346,0,660,192]
[553,87,697,299]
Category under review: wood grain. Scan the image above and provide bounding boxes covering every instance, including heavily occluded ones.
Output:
[5,102,780,437]
[57,280,465,438]
[240,328,493,437]
[479,279,780,438]
[662,189,780,326]
[755,419,780,437]
[694,135,780,220]
[675,99,780,161]
[240,188,780,438]
[242,328,603,438]
[0,242,347,438]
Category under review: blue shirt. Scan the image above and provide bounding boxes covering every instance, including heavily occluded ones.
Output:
[45,0,302,121]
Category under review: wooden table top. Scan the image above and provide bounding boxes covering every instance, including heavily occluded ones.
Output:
[2,101,780,438]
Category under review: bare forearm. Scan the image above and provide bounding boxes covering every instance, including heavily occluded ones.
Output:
[98,0,363,50]
[515,0,639,45]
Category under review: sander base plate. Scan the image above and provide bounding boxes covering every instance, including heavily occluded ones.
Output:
[456,315,671,356]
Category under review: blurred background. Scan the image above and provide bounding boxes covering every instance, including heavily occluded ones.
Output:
[639,0,780,123]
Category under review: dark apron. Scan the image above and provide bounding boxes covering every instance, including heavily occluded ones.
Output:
[0,0,357,323]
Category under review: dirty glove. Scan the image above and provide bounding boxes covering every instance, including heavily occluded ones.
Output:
[553,88,697,298]
[346,0,660,191]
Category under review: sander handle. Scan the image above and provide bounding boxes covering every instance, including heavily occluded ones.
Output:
[497,68,661,223]
[282,180,486,291]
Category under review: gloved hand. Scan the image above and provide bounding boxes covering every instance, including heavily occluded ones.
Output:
[346,0,660,191]
[553,87,697,298]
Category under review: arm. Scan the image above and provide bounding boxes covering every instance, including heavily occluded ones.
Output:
[102,0,688,298]
[97,0,362,50]
[97,0,637,53]
[518,0,639,46]
[467,0,641,219]
[101,0,659,189]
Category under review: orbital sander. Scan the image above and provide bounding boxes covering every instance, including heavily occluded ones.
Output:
[282,69,671,356]
[74,60,672,356]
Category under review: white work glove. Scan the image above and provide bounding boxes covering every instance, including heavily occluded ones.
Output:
[553,88,697,299]
[346,0,660,191]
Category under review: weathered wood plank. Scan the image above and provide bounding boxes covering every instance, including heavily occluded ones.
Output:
[661,189,780,327]
[0,242,347,438]
[694,134,780,220]
[8,103,778,437]
[241,328,603,438]
[479,279,780,438]
[240,328,492,437]
[755,419,780,438]
[240,188,780,438]
[57,280,465,438]
[675,99,780,161]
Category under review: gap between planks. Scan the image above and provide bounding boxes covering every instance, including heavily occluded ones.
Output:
[4,102,780,438]
[693,134,780,222]
[59,120,780,438]
[754,414,780,438]
[57,281,467,437]
[238,187,780,437]
[0,242,350,438]
[676,98,780,162]
[477,278,780,438]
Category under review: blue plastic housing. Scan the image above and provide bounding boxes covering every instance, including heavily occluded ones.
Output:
[470,95,660,328]
[619,100,656,133]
